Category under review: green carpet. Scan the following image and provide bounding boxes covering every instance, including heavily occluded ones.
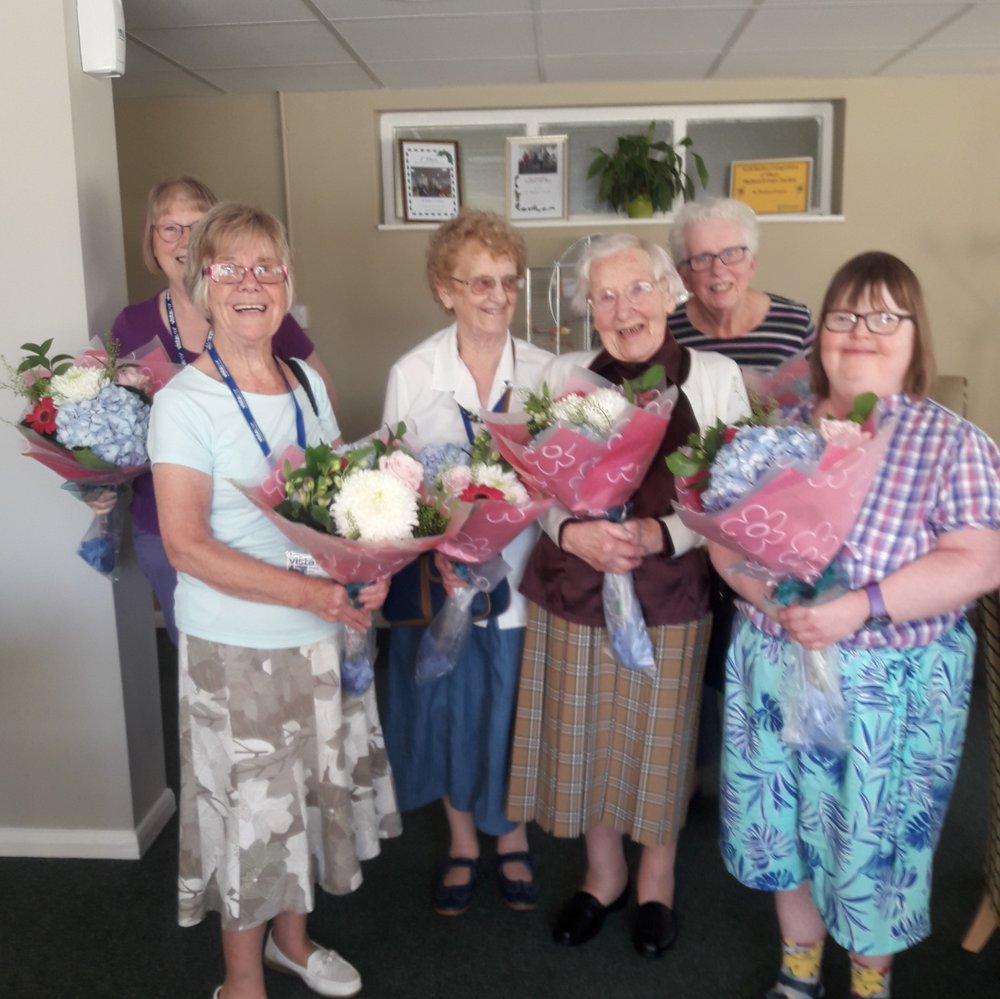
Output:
[2,634,997,998]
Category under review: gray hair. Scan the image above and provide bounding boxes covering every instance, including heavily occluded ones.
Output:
[668,197,760,264]
[572,233,684,315]
[184,202,294,320]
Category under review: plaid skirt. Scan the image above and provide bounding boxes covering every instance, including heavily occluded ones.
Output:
[506,603,711,846]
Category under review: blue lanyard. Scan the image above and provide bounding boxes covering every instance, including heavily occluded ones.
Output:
[205,339,306,460]
[165,290,212,365]
[458,390,509,446]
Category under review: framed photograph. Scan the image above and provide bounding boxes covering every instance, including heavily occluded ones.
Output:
[399,140,461,222]
[506,135,568,221]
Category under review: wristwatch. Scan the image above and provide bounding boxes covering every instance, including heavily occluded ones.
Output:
[863,582,891,627]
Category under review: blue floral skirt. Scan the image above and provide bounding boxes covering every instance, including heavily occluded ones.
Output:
[720,615,975,955]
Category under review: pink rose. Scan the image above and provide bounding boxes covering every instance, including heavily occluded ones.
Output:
[379,450,423,492]
[818,418,870,449]
[440,464,472,495]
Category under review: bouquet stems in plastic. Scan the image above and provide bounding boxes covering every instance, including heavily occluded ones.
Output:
[414,556,510,685]
[340,583,378,697]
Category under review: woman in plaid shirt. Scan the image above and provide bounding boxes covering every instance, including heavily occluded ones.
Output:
[711,251,1000,999]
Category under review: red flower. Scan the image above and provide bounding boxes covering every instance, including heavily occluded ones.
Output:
[459,483,505,502]
[24,397,58,436]
[722,426,739,443]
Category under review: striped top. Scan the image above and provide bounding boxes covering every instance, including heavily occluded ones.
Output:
[745,393,1000,648]
[668,292,815,371]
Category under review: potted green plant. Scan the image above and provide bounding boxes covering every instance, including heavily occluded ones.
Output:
[587,122,708,218]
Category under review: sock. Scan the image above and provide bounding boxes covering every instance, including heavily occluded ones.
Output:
[850,958,891,998]
[766,939,824,998]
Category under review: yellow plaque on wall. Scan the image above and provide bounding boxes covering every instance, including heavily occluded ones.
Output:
[730,158,812,214]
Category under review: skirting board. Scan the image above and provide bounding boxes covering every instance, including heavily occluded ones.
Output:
[0,787,176,860]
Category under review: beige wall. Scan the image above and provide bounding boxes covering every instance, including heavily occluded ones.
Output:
[114,75,1000,442]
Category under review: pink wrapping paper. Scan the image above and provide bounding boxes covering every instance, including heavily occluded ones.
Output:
[741,354,812,408]
[481,365,677,517]
[17,339,177,486]
[673,412,896,583]
[435,494,554,563]
[236,445,475,584]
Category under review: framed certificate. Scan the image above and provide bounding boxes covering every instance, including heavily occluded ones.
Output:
[399,140,461,222]
[730,158,812,214]
[506,135,568,221]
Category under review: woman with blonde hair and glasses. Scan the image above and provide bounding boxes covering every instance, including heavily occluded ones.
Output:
[107,176,335,644]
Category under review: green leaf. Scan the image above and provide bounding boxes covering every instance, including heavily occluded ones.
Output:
[847,391,878,424]
[666,451,703,477]
[72,447,120,471]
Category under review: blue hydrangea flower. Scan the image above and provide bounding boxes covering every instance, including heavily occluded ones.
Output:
[419,442,470,486]
[55,384,150,466]
[701,424,823,513]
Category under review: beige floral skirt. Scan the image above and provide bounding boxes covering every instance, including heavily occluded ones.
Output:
[177,634,401,932]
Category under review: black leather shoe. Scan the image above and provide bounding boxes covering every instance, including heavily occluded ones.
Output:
[633,901,678,958]
[552,883,629,946]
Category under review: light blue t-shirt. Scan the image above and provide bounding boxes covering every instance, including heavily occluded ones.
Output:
[148,362,340,648]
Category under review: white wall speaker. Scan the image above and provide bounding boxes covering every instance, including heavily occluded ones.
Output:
[77,0,126,78]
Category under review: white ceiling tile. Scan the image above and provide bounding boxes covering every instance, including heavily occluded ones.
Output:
[113,70,224,100]
[921,4,1000,45]
[131,24,355,69]
[198,64,379,94]
[735,4,960,50]
[884,46,1000,74]
[122,0,315,30]
[545,51,717,82]
[537,0,746,9]
[717,48,887,77]
[371,57,542,88]
[335,14,537,61]
[540,9,748,55]
[314,0,533,17]
[122,40,180,74]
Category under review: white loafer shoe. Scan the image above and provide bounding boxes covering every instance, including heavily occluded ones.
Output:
[263,932,362,997]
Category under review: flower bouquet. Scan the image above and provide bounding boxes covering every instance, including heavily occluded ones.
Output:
[741,353,812,409]
[6,336,176,575]
[235,424,473,695]
[412,431,554,684]
[666,393,895,752]
[482,363,677,672]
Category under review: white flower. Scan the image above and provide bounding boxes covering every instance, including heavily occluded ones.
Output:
[440,464,472,495]
[379,450,424,492]
[472,462,529,505]
[48,364,108,403]
[551,387,628,434]
[579,388,629,433]
[331,468,419,541]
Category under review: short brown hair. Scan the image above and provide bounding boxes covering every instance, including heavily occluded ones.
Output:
[183,202,293,319]
[142,176,218,273]
[425,209,527,310]
[811,251,936,399]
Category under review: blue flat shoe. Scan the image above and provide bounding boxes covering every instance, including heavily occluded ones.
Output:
[496,850,539,911]
[432,857,479,916]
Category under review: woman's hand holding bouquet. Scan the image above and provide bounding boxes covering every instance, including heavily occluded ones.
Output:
[667,392,893,752]
[236,424,473,695]
[5,336,177,574]
[412,431,552,684]
[482,363,677,672]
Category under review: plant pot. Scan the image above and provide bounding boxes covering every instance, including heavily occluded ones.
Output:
[626,195,654,218]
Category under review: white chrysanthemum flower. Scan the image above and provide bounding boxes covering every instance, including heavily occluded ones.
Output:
[579,389,629,433]
[551,394,586,425]
[472,463,530,505]
[331,468,419,541]
[49,365,108,403]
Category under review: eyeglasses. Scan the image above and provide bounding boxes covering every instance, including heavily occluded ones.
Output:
[681,245,749,272]
[823,310,912,336]
[449,274,525,296]
[151,223,196,243]
[588,279,657,313]
[203,262,288,285]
